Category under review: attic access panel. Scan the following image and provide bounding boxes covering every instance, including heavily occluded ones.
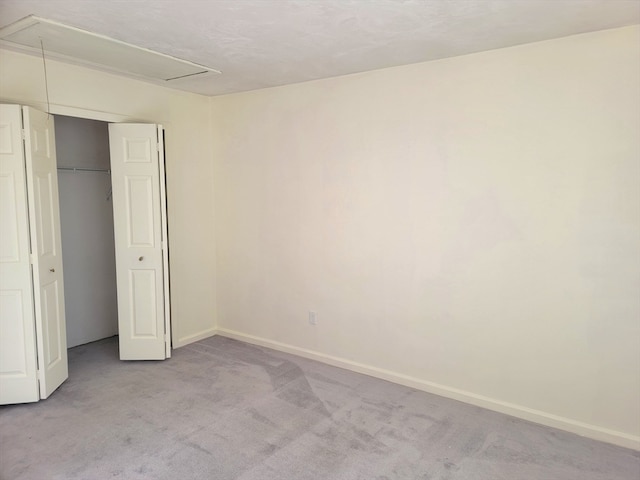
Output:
[0,16,221,82]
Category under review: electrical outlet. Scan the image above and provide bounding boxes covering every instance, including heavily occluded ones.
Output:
[308,311,317,326]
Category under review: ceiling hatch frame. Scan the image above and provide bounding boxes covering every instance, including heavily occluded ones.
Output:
[0,15,221,83]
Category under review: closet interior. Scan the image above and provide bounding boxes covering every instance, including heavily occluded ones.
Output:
[55,115,118,348]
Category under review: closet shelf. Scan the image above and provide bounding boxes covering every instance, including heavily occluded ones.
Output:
[57,166,110,173]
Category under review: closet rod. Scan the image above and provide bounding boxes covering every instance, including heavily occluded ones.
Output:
[57,166,111,173]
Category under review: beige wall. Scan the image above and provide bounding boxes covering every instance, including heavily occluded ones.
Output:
[0,49,217,346]
[211,26,640,448]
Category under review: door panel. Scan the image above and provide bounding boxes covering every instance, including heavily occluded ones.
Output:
[126,176,155,246]
[0,173,21,262]
[42,280,63,366]
[130,269,158,337]
[0,291,28,371]
[23,106,68,399]
[0,105,39,404]
[109,123,169,360]
[34,172,57,256]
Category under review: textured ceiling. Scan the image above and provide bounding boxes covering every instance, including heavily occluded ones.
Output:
[0,0,638,96]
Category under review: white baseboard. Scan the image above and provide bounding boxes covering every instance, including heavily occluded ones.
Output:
[214,327,640,451]
[174,327,217,348]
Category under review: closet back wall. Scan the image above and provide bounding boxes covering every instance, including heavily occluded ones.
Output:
[55,115,118,348]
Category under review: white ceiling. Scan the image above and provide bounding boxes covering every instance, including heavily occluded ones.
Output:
[0,0,638,96]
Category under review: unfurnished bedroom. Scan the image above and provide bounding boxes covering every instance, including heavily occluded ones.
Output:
[0,1,638,479]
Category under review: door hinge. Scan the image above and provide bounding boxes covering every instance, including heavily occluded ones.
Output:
[157,142,161,152]
[29,254,36,265]
[21,128,26,141]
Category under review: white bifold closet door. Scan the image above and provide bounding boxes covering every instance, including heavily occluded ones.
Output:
[0,105,68,404]
[109,124,171,361]
[0,107,171,405]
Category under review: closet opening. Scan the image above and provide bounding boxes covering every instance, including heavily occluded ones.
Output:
[0,105,172,405]
[54,114,118,350]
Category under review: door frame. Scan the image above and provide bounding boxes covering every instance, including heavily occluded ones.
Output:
[1,99,162,128]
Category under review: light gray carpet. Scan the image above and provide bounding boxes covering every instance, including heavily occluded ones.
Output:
[1,336,638,480]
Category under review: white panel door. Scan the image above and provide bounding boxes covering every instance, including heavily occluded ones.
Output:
[22,106,68,399]
[109,123,170,360]
[0,105,39,404]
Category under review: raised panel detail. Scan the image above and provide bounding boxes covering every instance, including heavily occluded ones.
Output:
[129,270,157,338]
[0,291,27,376]
[124,138,152,163]
[35,172,57,257]
[0,173,20,262]
[0,123,13,154]
[44,127,52,158]
[42,280,62,368]
[31,125,51,158]
[32,128,40,155]
[126,176,154,247]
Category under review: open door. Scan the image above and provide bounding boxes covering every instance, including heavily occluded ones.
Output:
[23,106,68,398]
[109,123,171,360]
[0,105,68,404]
[0,105,39,404]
